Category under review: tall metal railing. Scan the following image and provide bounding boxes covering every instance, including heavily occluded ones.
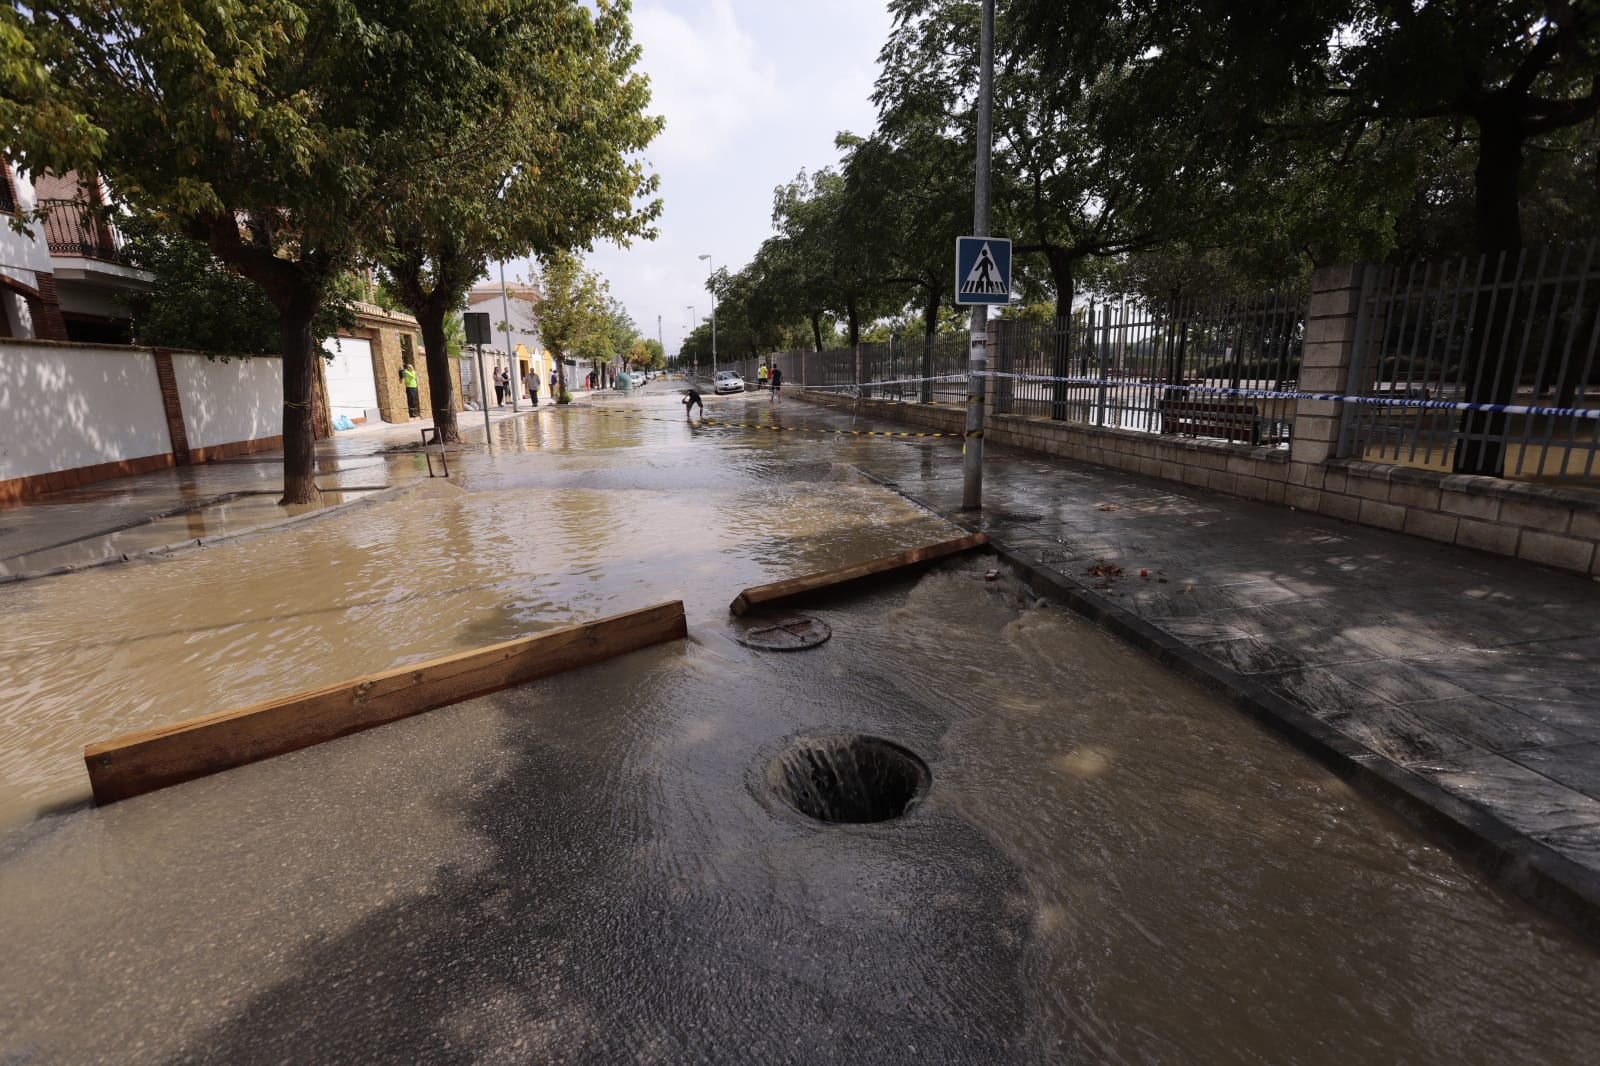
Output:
[993,290,1305,447]
[1340,241,1600,481]
[39,199,130,263]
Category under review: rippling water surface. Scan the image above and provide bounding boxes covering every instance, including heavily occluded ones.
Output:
[2,395,1596,1064]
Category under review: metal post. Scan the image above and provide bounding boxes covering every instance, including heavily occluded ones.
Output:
[475,343,492,443]
[687,304,697,380]
[962,0,995,510]
[499,260,517,412]
[700,254,719,377]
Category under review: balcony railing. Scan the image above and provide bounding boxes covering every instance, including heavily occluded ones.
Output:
[38,198,131,264]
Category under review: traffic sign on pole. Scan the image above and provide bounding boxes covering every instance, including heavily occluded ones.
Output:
[955,236,1011,305]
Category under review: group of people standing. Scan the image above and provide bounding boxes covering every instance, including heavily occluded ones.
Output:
[758,363,783,399]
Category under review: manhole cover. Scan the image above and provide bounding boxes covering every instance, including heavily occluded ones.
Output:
[0,528,13,537]
[734,615,832,650]
[990,511,1044,523]
[768,733,929,824]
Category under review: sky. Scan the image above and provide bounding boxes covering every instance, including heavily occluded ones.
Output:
[500,0,895,359]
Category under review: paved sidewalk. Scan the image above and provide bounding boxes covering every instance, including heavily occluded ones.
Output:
[0,398,596,578]
[765,396,1600,932]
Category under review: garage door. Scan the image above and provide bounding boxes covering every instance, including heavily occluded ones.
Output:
[322,335,377,421]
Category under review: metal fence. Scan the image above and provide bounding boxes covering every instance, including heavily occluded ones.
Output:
[756,292,1304,448]
[993,291,1305,447]
[40,199,130,263]
[1340,241,1600,481]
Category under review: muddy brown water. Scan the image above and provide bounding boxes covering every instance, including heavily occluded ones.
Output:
[1,394,1597,1063]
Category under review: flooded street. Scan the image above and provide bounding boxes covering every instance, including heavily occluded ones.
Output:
[2,393,1598,1063]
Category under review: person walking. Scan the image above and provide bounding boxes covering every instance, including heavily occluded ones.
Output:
[769,365,782,402]
[524,366,539,406]
[401,363,420,418]
[493,365,508,406]
[757,363,769,390]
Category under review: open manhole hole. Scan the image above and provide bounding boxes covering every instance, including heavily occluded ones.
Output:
[768,734,929,824]
[734,614,832,650]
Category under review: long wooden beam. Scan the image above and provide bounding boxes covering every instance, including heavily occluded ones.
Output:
[729,533,988,616]
[85,600,687,805]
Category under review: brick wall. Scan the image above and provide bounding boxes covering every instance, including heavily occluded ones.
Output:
[29,272,70,341]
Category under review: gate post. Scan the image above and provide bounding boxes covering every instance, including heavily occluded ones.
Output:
[1291,264,1368,475]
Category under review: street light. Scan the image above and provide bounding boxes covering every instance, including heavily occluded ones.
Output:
[686,304,697,377]
[698,254,718,377]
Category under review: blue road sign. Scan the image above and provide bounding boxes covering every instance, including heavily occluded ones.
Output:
[955,236,1011,305]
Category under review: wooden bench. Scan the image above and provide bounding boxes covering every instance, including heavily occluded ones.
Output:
[1159,399,1286,446]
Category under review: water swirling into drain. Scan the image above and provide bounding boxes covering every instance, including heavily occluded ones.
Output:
[768,734,929,824]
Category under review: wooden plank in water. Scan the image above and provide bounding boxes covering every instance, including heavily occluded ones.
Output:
[729,533,988,616]
[84,600,687,805]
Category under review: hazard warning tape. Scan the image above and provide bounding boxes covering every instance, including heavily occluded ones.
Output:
[587,406,958,439]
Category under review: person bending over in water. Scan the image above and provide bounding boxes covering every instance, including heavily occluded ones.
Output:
[682,388,704,418]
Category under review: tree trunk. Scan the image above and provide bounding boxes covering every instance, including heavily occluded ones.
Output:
[1048,249,1077,421]
[1455,109,1525,476]
[810,312,824,352]
[846,297,860,348]
[921,287,939,404]
[417,303,460,442]
[278,293,323,506]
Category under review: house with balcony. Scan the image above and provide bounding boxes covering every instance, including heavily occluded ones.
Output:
[0,163,151,342]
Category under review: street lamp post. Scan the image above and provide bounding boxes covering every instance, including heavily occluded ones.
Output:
[499,260,517,413]
[687,304,697,378]
[698,254,718,378]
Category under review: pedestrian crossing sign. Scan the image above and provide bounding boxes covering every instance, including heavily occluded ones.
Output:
[955,236,1011,305]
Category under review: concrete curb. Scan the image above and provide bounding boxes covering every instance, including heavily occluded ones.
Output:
[847,465,1600,945]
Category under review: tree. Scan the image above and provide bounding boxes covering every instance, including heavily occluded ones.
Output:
[772,168,894,346]
[5,2,551,502]
[1009,0,1600,257]
[838,129,971,397]
[119,214,356,354]
[535,252,607,397]
[374,0,660,441]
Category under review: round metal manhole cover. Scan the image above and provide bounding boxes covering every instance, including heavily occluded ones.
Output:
[733,614,832,651]
[768,733,930,824]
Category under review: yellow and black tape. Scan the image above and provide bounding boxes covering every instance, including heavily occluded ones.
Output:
[586,407,957,439]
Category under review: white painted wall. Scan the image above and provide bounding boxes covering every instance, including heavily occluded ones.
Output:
[321,335,377,420]
[0,341,169,480]
[172,352,281,449]
[0,168,53,286]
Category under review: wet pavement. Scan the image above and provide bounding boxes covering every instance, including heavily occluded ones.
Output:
[777,393,1600,920]
[2,386,1600,1062]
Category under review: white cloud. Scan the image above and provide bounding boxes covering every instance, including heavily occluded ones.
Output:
[633,0,781,167]
[505,1,896,359]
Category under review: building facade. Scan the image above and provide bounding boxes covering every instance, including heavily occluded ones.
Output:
[0,164,151,343]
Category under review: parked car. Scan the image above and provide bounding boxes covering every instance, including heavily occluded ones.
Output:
[714,370,745,394]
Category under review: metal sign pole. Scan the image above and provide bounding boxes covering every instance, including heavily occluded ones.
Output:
[476,343,492,444]
[962,0,995,511]
[500,260,518,413]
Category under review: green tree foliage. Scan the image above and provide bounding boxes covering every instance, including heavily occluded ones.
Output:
[119,215,354,355]
[374,0,661,441]
[1008,0,1600,257]
[4,2,566,502]
[771,167,897,346]
[535,252,608,395]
